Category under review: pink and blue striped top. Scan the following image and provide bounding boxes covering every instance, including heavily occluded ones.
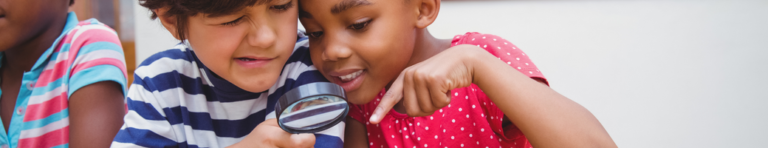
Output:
[0,12,127,148]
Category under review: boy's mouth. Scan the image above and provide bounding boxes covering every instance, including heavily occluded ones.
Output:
[234,57,274,68]
[235,57,258,61]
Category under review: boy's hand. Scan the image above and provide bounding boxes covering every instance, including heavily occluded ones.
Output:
[370,45,490,124]
[228,118,315,148]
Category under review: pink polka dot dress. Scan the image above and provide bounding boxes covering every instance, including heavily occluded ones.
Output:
[348,32,547,148]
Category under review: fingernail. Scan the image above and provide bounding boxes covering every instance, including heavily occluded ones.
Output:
[370,114,379,122]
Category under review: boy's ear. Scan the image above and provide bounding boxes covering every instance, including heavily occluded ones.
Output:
[155,7,182,40]
[415,0,440,29]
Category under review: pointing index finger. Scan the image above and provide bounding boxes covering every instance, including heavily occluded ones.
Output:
[370,72,405,124]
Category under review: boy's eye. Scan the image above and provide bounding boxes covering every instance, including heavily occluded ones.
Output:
[221,16,244,26]
[304,31,324,38]
[270,1,294,11]
[348,19,372,30]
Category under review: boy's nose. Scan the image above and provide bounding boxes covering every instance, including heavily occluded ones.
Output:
[247,23,276,49]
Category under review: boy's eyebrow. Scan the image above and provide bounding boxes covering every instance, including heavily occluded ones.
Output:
[203,0,275,18]
[331,0,372,14]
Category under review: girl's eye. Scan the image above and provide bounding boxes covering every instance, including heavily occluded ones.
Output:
[270,1,294,11]
[221,16,244,26]
[304,31,324,38]
[348,19,372,30]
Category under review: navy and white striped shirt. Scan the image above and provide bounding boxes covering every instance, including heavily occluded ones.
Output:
[111,38,344,148]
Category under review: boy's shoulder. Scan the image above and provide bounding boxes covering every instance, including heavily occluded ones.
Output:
[137,44,196,68]
[132,45,203,87]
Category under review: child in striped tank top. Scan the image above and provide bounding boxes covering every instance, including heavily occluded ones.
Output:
[0,0,128,147]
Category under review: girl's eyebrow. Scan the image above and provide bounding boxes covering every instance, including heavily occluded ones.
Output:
[331,0,371,14]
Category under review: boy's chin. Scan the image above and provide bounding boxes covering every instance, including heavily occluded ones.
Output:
[238,85,271,93]
[232,77,279,93]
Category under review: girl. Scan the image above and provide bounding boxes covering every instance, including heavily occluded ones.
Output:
[297,0,617,147]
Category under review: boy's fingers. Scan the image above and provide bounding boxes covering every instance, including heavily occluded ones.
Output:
[271,132,315,148]
[370,72,405,124]
[282,133,316,148]
[254,119,315,148]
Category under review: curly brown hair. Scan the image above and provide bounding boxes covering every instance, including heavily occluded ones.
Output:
[138,0,274,41]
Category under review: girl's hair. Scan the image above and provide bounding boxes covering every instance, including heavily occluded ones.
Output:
[139,0,272,41]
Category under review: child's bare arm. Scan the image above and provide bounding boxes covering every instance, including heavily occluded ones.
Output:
[69,81,126,148]
[344,117,369,148]
[371,45,616,147]
[467,47,617,147]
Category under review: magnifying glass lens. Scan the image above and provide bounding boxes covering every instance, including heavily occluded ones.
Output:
[279,95,347,130]
[276,82,348,133]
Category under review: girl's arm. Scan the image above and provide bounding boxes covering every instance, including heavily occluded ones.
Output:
[70,81,126,148]
[344,117,370,148]
[371,45,616,147]
[467,47,617,147]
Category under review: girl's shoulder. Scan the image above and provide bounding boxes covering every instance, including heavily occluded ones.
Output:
[452,32,547,84]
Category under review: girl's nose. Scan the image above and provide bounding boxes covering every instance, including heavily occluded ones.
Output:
[322,36,352,61]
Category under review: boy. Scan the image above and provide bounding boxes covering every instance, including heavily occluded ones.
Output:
[111,0,343,147]
[0,0,128,147]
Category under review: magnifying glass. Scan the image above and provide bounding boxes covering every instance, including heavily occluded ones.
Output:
[275,82,349,134]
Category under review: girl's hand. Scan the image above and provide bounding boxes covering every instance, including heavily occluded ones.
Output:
[227,118,316,148]
[370,45,492,124]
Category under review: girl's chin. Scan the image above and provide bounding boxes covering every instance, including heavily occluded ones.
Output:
[345,90,383,105]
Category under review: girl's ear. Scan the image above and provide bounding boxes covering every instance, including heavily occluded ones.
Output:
[415,0,441,29]
[155,7,182,40]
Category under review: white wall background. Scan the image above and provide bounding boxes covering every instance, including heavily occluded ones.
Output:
[133,0,768,147]
[133,1,179,62]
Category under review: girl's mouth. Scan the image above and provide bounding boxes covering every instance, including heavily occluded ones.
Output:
[339,70,363,82]
[331,69,365,91]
